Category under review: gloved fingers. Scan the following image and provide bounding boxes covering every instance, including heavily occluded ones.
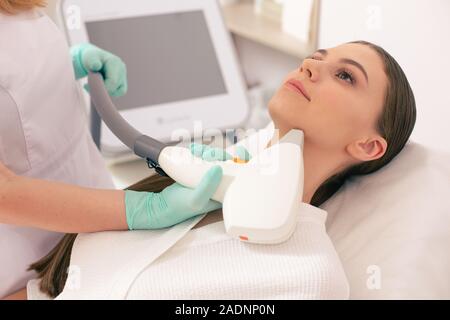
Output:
[201,199,223,213]
[189,143,233,161]
[83,83,90,93]
[110,81,128,97]
[235,146,252,161]
[189,143,211,158]
[103,56,128,97]
[82,49,103,72]
[189,165,223,211]
[202,147,233,161]
[71,44,91,79]
[120,80,128,96]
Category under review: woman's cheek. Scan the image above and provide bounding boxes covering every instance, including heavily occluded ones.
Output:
[268,95,284,124]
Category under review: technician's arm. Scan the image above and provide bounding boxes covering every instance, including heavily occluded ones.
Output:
[0,161,127,233]
[0,161,222,233]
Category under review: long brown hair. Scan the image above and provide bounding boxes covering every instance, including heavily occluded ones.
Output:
[29,173,177,298]
[29,40,416,298]
[310,40,416,207]
[0,0,47,14]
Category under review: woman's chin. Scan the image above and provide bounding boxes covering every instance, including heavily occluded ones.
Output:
[269,99,303,130]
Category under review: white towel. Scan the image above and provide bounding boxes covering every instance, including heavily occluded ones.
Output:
[53,204,349,299]
[126,203,349,299]
[55,215,205,299]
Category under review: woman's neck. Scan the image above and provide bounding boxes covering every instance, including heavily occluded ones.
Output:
[268,126,346,204]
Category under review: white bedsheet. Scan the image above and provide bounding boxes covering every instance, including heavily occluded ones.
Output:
[230,122,450,299]
[322,142,450,299]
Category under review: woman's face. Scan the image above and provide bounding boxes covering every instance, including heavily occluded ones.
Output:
[268,43,388,154]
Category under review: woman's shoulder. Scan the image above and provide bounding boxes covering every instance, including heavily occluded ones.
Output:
[132,212,350,299]
[297,202,328,224]
[152,204,350,299]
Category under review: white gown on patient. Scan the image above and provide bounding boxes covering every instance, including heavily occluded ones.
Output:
[27,122,349,300]
[127,204,349,299]
[0,10,114,298]
[45,203,348,300]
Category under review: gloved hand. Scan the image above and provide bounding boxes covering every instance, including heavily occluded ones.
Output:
[125,166,223,230]
[70,43,128,97]
[189,143,252,162]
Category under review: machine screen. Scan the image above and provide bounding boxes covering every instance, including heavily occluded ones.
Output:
[86,10,227,111]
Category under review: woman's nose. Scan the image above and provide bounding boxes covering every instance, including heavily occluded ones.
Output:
[300,59,320,82]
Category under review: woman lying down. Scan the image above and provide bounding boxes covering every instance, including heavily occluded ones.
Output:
[3,40,416,299]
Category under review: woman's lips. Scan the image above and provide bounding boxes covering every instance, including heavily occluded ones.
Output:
[284,79,311,101]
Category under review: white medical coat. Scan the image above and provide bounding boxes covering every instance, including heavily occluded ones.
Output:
[0,9,114,298]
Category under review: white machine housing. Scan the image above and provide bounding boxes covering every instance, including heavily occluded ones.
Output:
[61,0,250,152]
[159,129,305,244]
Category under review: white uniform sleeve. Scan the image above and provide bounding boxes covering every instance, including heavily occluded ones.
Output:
[0,84,32,174]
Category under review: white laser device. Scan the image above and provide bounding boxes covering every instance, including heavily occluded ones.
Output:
[61,0,250,152]
[89,73,305,244]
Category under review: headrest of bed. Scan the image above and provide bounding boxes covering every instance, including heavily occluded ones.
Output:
[321,141,450,299]
[230,122,450,299]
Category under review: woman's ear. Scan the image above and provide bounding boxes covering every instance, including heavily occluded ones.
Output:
[346,136,387,162]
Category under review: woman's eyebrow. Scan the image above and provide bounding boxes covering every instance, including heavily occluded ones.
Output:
[339,58,369,84]
[306,48,369,84]
[316,48,328,56]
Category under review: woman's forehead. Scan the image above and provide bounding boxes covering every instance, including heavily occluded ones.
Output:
[329,43,386,81]
[330,43,388,118]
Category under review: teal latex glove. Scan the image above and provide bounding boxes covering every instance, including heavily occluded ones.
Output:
[125,166,223,230]
[189,143,252,162]
[70,43,128,97]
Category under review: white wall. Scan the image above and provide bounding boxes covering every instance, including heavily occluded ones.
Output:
[232,35,300,89]
[317,0,450,153]
[235,0,450,153]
